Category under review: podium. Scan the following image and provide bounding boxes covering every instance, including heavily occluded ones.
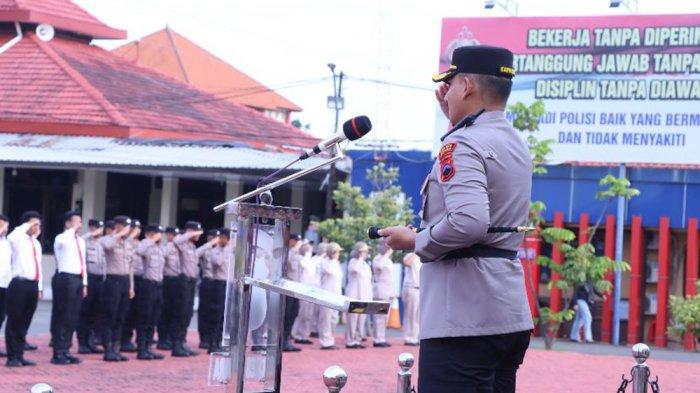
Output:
[208,201,390,393]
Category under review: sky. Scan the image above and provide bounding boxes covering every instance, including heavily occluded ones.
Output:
[74,0,700,151]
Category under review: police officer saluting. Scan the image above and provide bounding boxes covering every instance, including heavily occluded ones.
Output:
[171,221,205,357]
[77,219,105,354]
[197,228,220,350]
[157,226,180,350]
[380,46,534,392]
[99,215,135,362]
[134,225,167,360]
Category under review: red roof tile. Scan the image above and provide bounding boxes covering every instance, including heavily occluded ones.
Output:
[0,0,126,39]
[0,32,318,149]
[113,28,302,113]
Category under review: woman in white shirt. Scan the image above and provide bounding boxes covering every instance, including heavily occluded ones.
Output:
[372,239,394,347]
[402,253,422,346]
[318,243,344,349]
[344,242,372,349]
[291,242,319,344]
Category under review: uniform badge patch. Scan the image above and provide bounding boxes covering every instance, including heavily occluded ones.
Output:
[438,143,456,182]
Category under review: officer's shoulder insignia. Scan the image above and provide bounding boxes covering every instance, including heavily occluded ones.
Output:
[438,142,457,182]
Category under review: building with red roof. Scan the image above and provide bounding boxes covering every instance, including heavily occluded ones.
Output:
[112,27,302,124]
[0,0,333,246]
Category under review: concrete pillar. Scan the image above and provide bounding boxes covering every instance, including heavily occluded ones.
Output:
[224,175,244,229]
[290,181,305,234]
[71,170,84,211]
[0,166,5,213]
[81,170,107,220]
[148,177,162,224]
[160,177,179,227]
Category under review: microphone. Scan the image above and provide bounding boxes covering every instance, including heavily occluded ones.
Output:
[299,116,372,160]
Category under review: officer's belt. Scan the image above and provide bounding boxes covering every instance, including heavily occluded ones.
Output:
[442,244,517,261]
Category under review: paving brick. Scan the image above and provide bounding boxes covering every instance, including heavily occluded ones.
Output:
[2,332,698,392]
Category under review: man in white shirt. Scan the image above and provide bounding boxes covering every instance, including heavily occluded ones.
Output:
[0,214,11,358]
[5,211,43,367]
[50,211,87,365]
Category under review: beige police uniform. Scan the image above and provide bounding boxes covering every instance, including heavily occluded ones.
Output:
[415,110,534,339]
[401,256,422,345]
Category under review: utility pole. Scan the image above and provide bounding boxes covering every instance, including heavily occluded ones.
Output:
[325,63,344,218]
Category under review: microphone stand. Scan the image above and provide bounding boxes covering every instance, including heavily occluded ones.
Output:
[213,144,344,212]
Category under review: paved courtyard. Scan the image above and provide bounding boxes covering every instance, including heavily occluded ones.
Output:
[2,330,698,392]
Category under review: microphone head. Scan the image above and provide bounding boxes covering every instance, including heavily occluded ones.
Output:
[367,226,382,240]
[342,116,372,141]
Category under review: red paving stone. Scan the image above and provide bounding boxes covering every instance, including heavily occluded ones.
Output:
[2,332,698,392]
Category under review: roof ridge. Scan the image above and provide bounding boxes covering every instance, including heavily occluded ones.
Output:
[164,28,302,112]
[30,33,129,127]
[164,26,190,83]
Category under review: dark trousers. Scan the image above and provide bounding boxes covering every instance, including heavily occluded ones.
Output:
[122,276,144,344]
[177,276,197,342]
[284,296,299,341]
[198,278,213,343]
[50,272,84,354]
[0,286,6,335]
[99,275,130,346]
[209,279,226,347]
[135,279,162,345]
[5,278,39,361]
[158,275,180,343]
[77,273,104,345]
[418,330,531,393]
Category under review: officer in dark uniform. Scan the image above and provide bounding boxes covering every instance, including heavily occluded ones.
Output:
[171,221,204,357]
[380,46,533,392]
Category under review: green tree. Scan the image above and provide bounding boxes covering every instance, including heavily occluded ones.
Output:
[668,280,700,343]
[317,163,414,256]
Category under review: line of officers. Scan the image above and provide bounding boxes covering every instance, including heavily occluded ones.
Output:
[0,210,233,367]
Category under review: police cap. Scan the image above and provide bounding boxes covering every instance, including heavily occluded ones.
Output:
[432,45,515,83]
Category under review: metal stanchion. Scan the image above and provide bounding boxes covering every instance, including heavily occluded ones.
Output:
[30,384,53,393]
[397,353,415,393]
[631,343,651,393]
[323,365,348,393]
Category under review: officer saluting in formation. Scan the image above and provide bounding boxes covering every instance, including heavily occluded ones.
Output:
[77,219,105,354]
[207,228,233,354]
[99,215,135,362]
[380,46,534,392]
[171,221,204,357]
[133,224,167,360]
[157,226,180,350]
[196,229,221,351]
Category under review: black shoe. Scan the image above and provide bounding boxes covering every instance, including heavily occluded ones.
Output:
[345,344,360,349]
[157,342,172,350]
[282,344,301,352]
[251,345,266,352]
[117,352,129,361]
[294,339,313,345]
[120,341,137,353]
[21,358,37,366]
[24,342,38,351]
[103,352,120,362]
[309,332,319,338]
[6,359,23,367]
[51,354,71,365]
[78,344,92,354]
[148,350,165,360]
[207,346,224,355]
[320,345,339,350]
[184,347,200,357]
[373,342,391,348]
[404,342,419,347]
[89,344,104,354]
[137,349,155,360]
[64,353,81,364]
[171,342,189,357]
